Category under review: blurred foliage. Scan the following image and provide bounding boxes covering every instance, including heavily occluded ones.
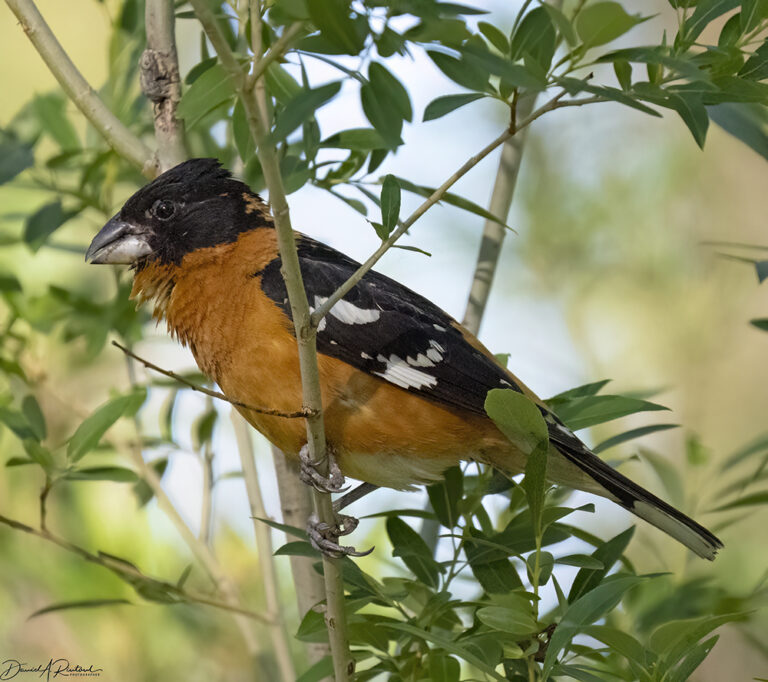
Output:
[1,0,767,680]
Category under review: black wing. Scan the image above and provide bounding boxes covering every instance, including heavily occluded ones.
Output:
[259,236,521,414]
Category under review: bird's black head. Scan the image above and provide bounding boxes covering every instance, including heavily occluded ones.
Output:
[86,158,270,267]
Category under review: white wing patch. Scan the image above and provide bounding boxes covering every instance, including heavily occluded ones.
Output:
[314,295,381,325]
[374,353,438,390]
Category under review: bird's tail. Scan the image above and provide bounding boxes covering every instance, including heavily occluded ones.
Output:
[544,414,723,560]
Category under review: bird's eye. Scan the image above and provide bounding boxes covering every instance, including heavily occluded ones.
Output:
[152,199,176,221]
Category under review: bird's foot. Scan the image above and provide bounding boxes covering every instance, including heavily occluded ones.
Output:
[308,512,374,559]
[299,444,349,494]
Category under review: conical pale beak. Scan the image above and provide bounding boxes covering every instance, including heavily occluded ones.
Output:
[86,215,153,264]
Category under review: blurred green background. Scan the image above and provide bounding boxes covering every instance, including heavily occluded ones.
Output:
[0,1,767,680]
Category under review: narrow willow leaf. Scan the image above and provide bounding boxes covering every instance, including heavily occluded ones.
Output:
[751,318,768,331]
[713,491,768,511]
[67,389,147,462]
[428,652,460,682]
[21,395,46,441]
[576,2,648,48]
[684,0,742,43]
[65,466,139,482]
[476,605,538,637]
[423,93,485,122]
[33,94,79,150]
[0,137,34,185]
[594,423,678,454]
[177,63,236,129]
[29,599,131,619]
[553,395,669,431]
[321,128,388,150]
[568,527,635,602]
[510,7,556,71]
[270,82,341,143]
[380,174,400,234]
[255,516,307,539]
[386,517,441,587]
[24,201,76,252]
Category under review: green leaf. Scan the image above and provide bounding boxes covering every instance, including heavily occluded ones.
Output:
[255,516,307,540]
[296,656,334,682]
[614,59,632,90]
[460,43,546,90]
[33,94,79,150]
[428,652,460,682]
[29,598,131,619]
[427,50,490,91]
[274,541,320,558]
[543,575,646,675]
[485,389,548,455]
[708,103,768,161]
[132,457,168,507]
[556,554,605,569]
[476,605,538,637]
[594,423,678,454]
[510,7,556,72]
[24,201,75,252]
[650,612,748,674]
[380,174,400,234]
[65,466,139,482]
[386,517,441,587]
[394,175,510,227]
[0,137,34,185]
[232,98,255,161]
[543,4,578,45]
[464,527,523,594]
[0,407,37,441]
[668,635,719,682]
[582,625,646,666]
[6,457,34,467]
[361,63,411,147]
[757,260,768,283]
[264,62,302,103]
[684,0,741,43]
[568,527,635,603]
[306,0,365,55]
[575,2,648,48]
[21,395,46,441]
[177,63,237,129]
[427,466,462,528]
[751,318,768,331]
[320,128,388,150]
[668,92,709,148]
[23,439,55,472]
[67,389,147,462]
[479,21,509,54]
[270,82,341,143]
[423,93,486,121]
[638,448,685,507]
[713,490,768,511]
[552,394,669,431]
[548,379,611,401]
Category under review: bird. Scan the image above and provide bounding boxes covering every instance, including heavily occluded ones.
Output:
[86,157,722,560]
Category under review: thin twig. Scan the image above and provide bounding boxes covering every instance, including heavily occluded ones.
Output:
[5,0,156,176]
[231,413,296,682]
[247,21,306,89]
[112,341,311,418]
[311,91,602,325]
[0,513,273,623]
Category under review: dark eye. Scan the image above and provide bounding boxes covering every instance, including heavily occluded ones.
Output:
[152,199,176,220]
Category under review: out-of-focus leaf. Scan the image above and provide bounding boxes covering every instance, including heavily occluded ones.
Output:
[423,93,486,121]
[23,439,55,472]
[583,625,646,666]
[552,394,669,431]
[479,21,508,54]
[29,599,131,619]
[133,457,168,507]
[543,575,646,675]
[738,39,768,80]
[668,91,709,148]
[380,174,400,234]
[593,424,679,454]
[21,395,46,441]
[544,4,577,45]
[270,82,341,143]
[67,389,147,462]
[576,2,648,48]
[751,318,768,331]
[6,457,34,467]
[0,407,37,441]
[0,137,34,185]
[65,466,139,482]
[756,260,768,283]
[638,448,685,507]
[33,94,79,150]
[177,63,236,129]
[24,201,76,252]
[386,517,441,587]
[713,491,768,511]
[295,656,333,682]
[668,635,719,682]
[232,98,254,161]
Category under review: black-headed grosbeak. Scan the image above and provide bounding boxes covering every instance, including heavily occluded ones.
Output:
[86,158,722,560]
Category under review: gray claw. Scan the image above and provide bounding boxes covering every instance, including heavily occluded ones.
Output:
[307,512,374,559]
[299,444,349,494]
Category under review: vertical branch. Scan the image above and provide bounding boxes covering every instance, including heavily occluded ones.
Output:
[231,413,296,682]
[462,93,536,336]
[271,446,330,666]
[141,0,187,171]
[5,0,156,175]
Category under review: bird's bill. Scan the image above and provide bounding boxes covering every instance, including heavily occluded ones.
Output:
[86,215,153,264]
